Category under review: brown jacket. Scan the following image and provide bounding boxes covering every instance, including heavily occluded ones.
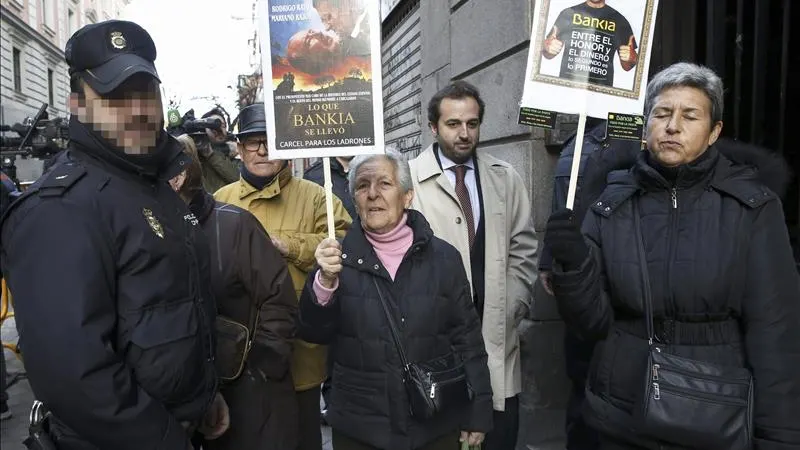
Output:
[191,190,299,448]
[214,167,352,389]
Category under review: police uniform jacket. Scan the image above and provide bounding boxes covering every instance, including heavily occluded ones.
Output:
[0,119,218,450]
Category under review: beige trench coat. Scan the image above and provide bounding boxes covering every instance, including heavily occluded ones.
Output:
[409,144,538,411]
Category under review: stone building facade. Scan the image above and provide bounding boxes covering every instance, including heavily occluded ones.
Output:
[0,0,129,181]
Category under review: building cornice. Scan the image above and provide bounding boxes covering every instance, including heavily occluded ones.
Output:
[1,4,65,59]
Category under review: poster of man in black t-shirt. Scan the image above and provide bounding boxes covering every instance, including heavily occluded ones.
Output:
[541,0,638,88]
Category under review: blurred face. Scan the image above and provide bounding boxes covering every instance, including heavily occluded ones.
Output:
[646,86,723,167]
[587,0,606,6]
[238,134,284,178]
[430,97,481,164]
[70,74,163,154]
[353,157,413,234]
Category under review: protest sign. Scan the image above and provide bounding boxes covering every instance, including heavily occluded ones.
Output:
[260,0,385,160]
[520,0,659,208]
[521,0,659,117]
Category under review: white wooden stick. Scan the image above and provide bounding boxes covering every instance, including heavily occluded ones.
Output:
[323,157,336,240]
[565,112,587,210]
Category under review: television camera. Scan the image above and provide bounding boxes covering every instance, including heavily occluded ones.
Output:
[167,108,237,158]
[167,108,226,137]
[0,104,69,186]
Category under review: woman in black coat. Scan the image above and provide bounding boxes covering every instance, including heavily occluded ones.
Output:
[298,150,493,450]
[171,134,299,450]
[544,62,800,449]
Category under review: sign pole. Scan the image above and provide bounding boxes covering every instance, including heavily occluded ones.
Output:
[565,111,587,210]
[323,157,336,240]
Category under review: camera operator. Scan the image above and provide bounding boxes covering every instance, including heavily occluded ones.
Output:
[196,107,240,193]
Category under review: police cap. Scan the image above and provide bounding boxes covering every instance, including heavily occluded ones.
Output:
[65,20,160,95]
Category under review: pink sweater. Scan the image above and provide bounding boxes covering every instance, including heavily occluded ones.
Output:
[314,213,413,305]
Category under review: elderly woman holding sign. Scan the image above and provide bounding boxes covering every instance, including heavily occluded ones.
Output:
[298,150,493,450]
[544,62,800,449]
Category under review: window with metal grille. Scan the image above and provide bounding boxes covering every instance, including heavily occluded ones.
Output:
[13,48,22,92]
[48,69,55,106]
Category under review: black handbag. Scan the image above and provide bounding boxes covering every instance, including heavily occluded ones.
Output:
[632,197,754,449]
[372,278,471,421]
[214,313,257,382]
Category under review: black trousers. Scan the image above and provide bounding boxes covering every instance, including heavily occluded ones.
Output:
[332,429,459,450]
[0,349,7,407]
[597,436,648,450]
[297,386,323,450]
[482,395,520,450]
[203,369,298,450]
[564,331,600,450]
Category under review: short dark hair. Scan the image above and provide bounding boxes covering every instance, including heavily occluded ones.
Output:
[427,80,485,125]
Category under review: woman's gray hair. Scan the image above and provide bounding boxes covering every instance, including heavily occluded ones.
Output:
[348,148,413,198]
[644,62,724,123]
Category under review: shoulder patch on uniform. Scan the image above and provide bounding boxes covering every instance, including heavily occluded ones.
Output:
[39,163,87,197]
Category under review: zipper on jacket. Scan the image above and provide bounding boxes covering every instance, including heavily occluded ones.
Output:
[176,190,215,364]
[181,204,216,364]
[188,238,215,363]
[383,244,422,338]
[664,186,679,329]
[670,187,678,209]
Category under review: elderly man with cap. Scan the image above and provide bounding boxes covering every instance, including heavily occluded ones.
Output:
[214,103,351,450]
[0,20,227,450]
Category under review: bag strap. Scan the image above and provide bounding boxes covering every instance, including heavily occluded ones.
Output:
[632,197,655,344]
[215,208,224,273]
[214,206,259,355]
[371,277,410,371]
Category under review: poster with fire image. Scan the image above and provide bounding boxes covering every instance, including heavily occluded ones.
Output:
[260,0,384,159]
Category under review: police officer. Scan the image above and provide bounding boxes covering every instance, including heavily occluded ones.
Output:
[0,20,228,449]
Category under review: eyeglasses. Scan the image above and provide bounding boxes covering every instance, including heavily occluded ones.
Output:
[242,140,268,152]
